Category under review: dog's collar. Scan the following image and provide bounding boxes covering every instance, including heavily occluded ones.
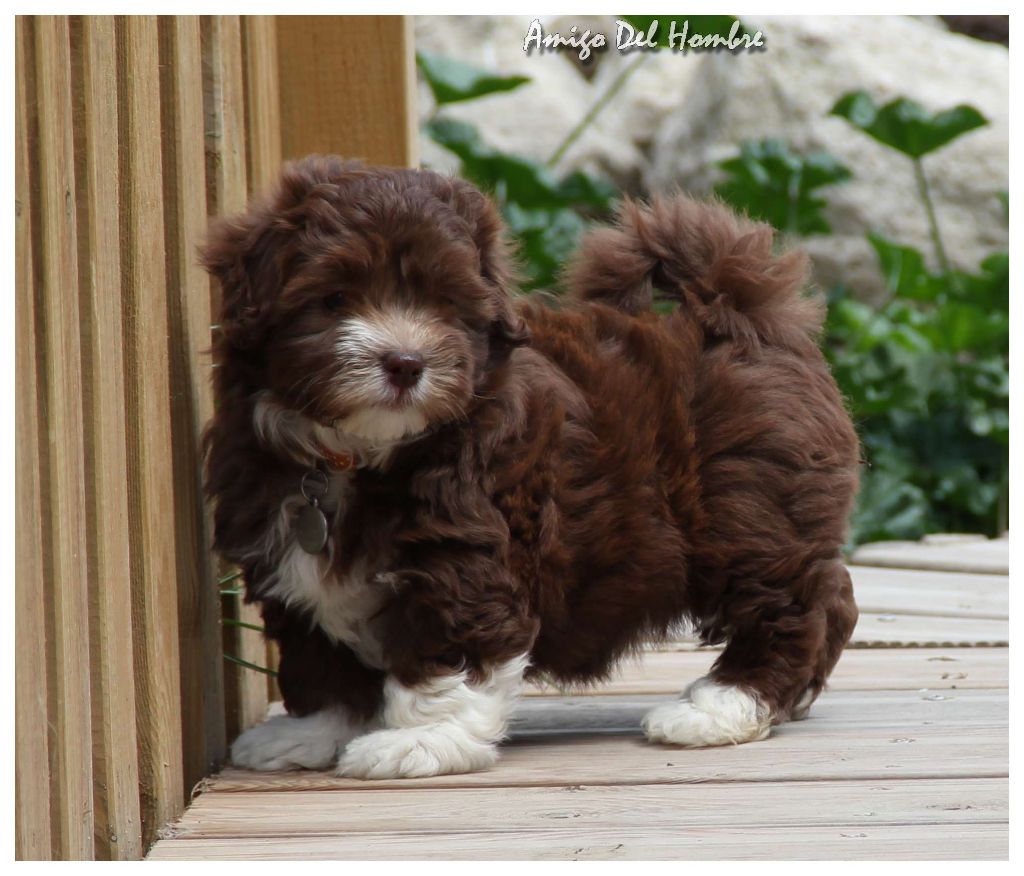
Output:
[314,440,363,472]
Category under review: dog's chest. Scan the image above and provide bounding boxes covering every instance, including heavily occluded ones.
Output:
[261,473,390,670]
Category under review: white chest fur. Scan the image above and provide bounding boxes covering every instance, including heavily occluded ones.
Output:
[247,472,390,670]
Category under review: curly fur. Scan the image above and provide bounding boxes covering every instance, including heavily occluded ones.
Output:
[203,157,859,775]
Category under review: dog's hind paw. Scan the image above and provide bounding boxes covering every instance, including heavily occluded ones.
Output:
[336,725,497,780]
[642,678,771,748]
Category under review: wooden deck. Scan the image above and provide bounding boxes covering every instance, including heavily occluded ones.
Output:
[149,538,1008,860]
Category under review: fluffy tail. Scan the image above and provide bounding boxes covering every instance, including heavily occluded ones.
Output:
[564,195,823,349]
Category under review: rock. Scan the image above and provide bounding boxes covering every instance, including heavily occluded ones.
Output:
[646,15,1009,300]
[414,16,701,189]
[415,16,1008,302]
[415,16,592,175]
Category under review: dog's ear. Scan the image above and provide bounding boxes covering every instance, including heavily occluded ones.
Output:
[201,156,363,350]
[201,209,291,351]
[446,178,531,362]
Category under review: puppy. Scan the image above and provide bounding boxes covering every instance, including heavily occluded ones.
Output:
[203,156,859,780]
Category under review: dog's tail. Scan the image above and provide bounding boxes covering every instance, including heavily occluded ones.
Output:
[564,195,824,349]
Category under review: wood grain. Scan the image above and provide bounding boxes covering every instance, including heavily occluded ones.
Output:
[848,565,1007,619]
[242,15,282,195]
[208,722,1006,792]
[240,14,284,700]
[167,777,1008,837]
[15,15,54,861]
[509,690,1007,736]
[202,14,269,737]
[74,15,143,860]
[851,537,1008,575]
[549,647,1009,697]
[34,14,96,860]
[276,15,418,167]
[117,14,186,846]
[158,14,228,798]
[148,822,1008,861]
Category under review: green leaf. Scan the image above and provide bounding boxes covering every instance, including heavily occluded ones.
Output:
[831,91,988,158]
[417,51,529,106]
[867,233,943,301]
[714,139,850,235]
[426,118,563,208]
[425,118,615,290]
[555,170,616,210]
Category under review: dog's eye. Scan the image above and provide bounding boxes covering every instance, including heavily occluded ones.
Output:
[323,292,344,312]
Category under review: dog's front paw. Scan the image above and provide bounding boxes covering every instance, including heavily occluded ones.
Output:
[231,708,359,771]
[337,725,497,780]
[642,679,771,748]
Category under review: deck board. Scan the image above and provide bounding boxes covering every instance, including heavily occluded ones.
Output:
[149,541,1009,860]
[162,778,1008,838]
[148,823,1008,860]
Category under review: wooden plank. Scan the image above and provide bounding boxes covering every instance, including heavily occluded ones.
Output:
[240,14,283,700]
[509,690,1007,736]
[527,647,1008,698]
[163,777,1007,838]
[276,15,418,166]
[158,13,227,798]
[117,14,186,845]
[147,822,1008,861]
[848,565,1007,619]
[242,15,281,194]
[74,15,143,860]
[33,14,96,860]
[651,612,1009,649]
[14,15,54,861]
[208,716,1007,791]
[851,537,1008,575]
[851,611,1007,647]
[202,14,269,737]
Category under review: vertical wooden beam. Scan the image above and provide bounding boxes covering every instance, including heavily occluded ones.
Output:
[243,15,282,194]
[158,14,228,797]
[202,14,270,737]
[34,14,96,860]
[241,14,284,699]
[276,15,418,167]
[15,15,54,861]
[117,14,185,846]
[73,16,144,860]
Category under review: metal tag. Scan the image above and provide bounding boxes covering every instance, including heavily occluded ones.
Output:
[295,503,329,554]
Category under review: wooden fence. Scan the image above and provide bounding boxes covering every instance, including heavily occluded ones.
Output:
[15,14,417,860]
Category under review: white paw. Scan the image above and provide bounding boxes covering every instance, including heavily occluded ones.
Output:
[336,724,498,780]
[642,678,771,748]
[231,708,362,771]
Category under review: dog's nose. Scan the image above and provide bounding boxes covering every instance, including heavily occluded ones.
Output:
[382,352,425,389]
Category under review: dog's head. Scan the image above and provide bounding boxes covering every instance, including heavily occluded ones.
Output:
[202,157,528,453]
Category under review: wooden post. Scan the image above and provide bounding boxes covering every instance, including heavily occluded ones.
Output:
[203,15,271,738]
[159,14,228,795]
[15,15,54,861]
[74,15,143,860]
[34,15,96,860]
[276,15,418,167]
[241,15,285,699]
[118,15,186,845]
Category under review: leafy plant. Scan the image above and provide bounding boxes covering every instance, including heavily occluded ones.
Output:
[714,139,851,235]
[422,66,616,290]
[824,238,1008,544]
[832,91,988,277]
[416,56,1008,547]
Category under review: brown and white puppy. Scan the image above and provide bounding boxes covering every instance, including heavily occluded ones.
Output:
[202,156,859,780]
